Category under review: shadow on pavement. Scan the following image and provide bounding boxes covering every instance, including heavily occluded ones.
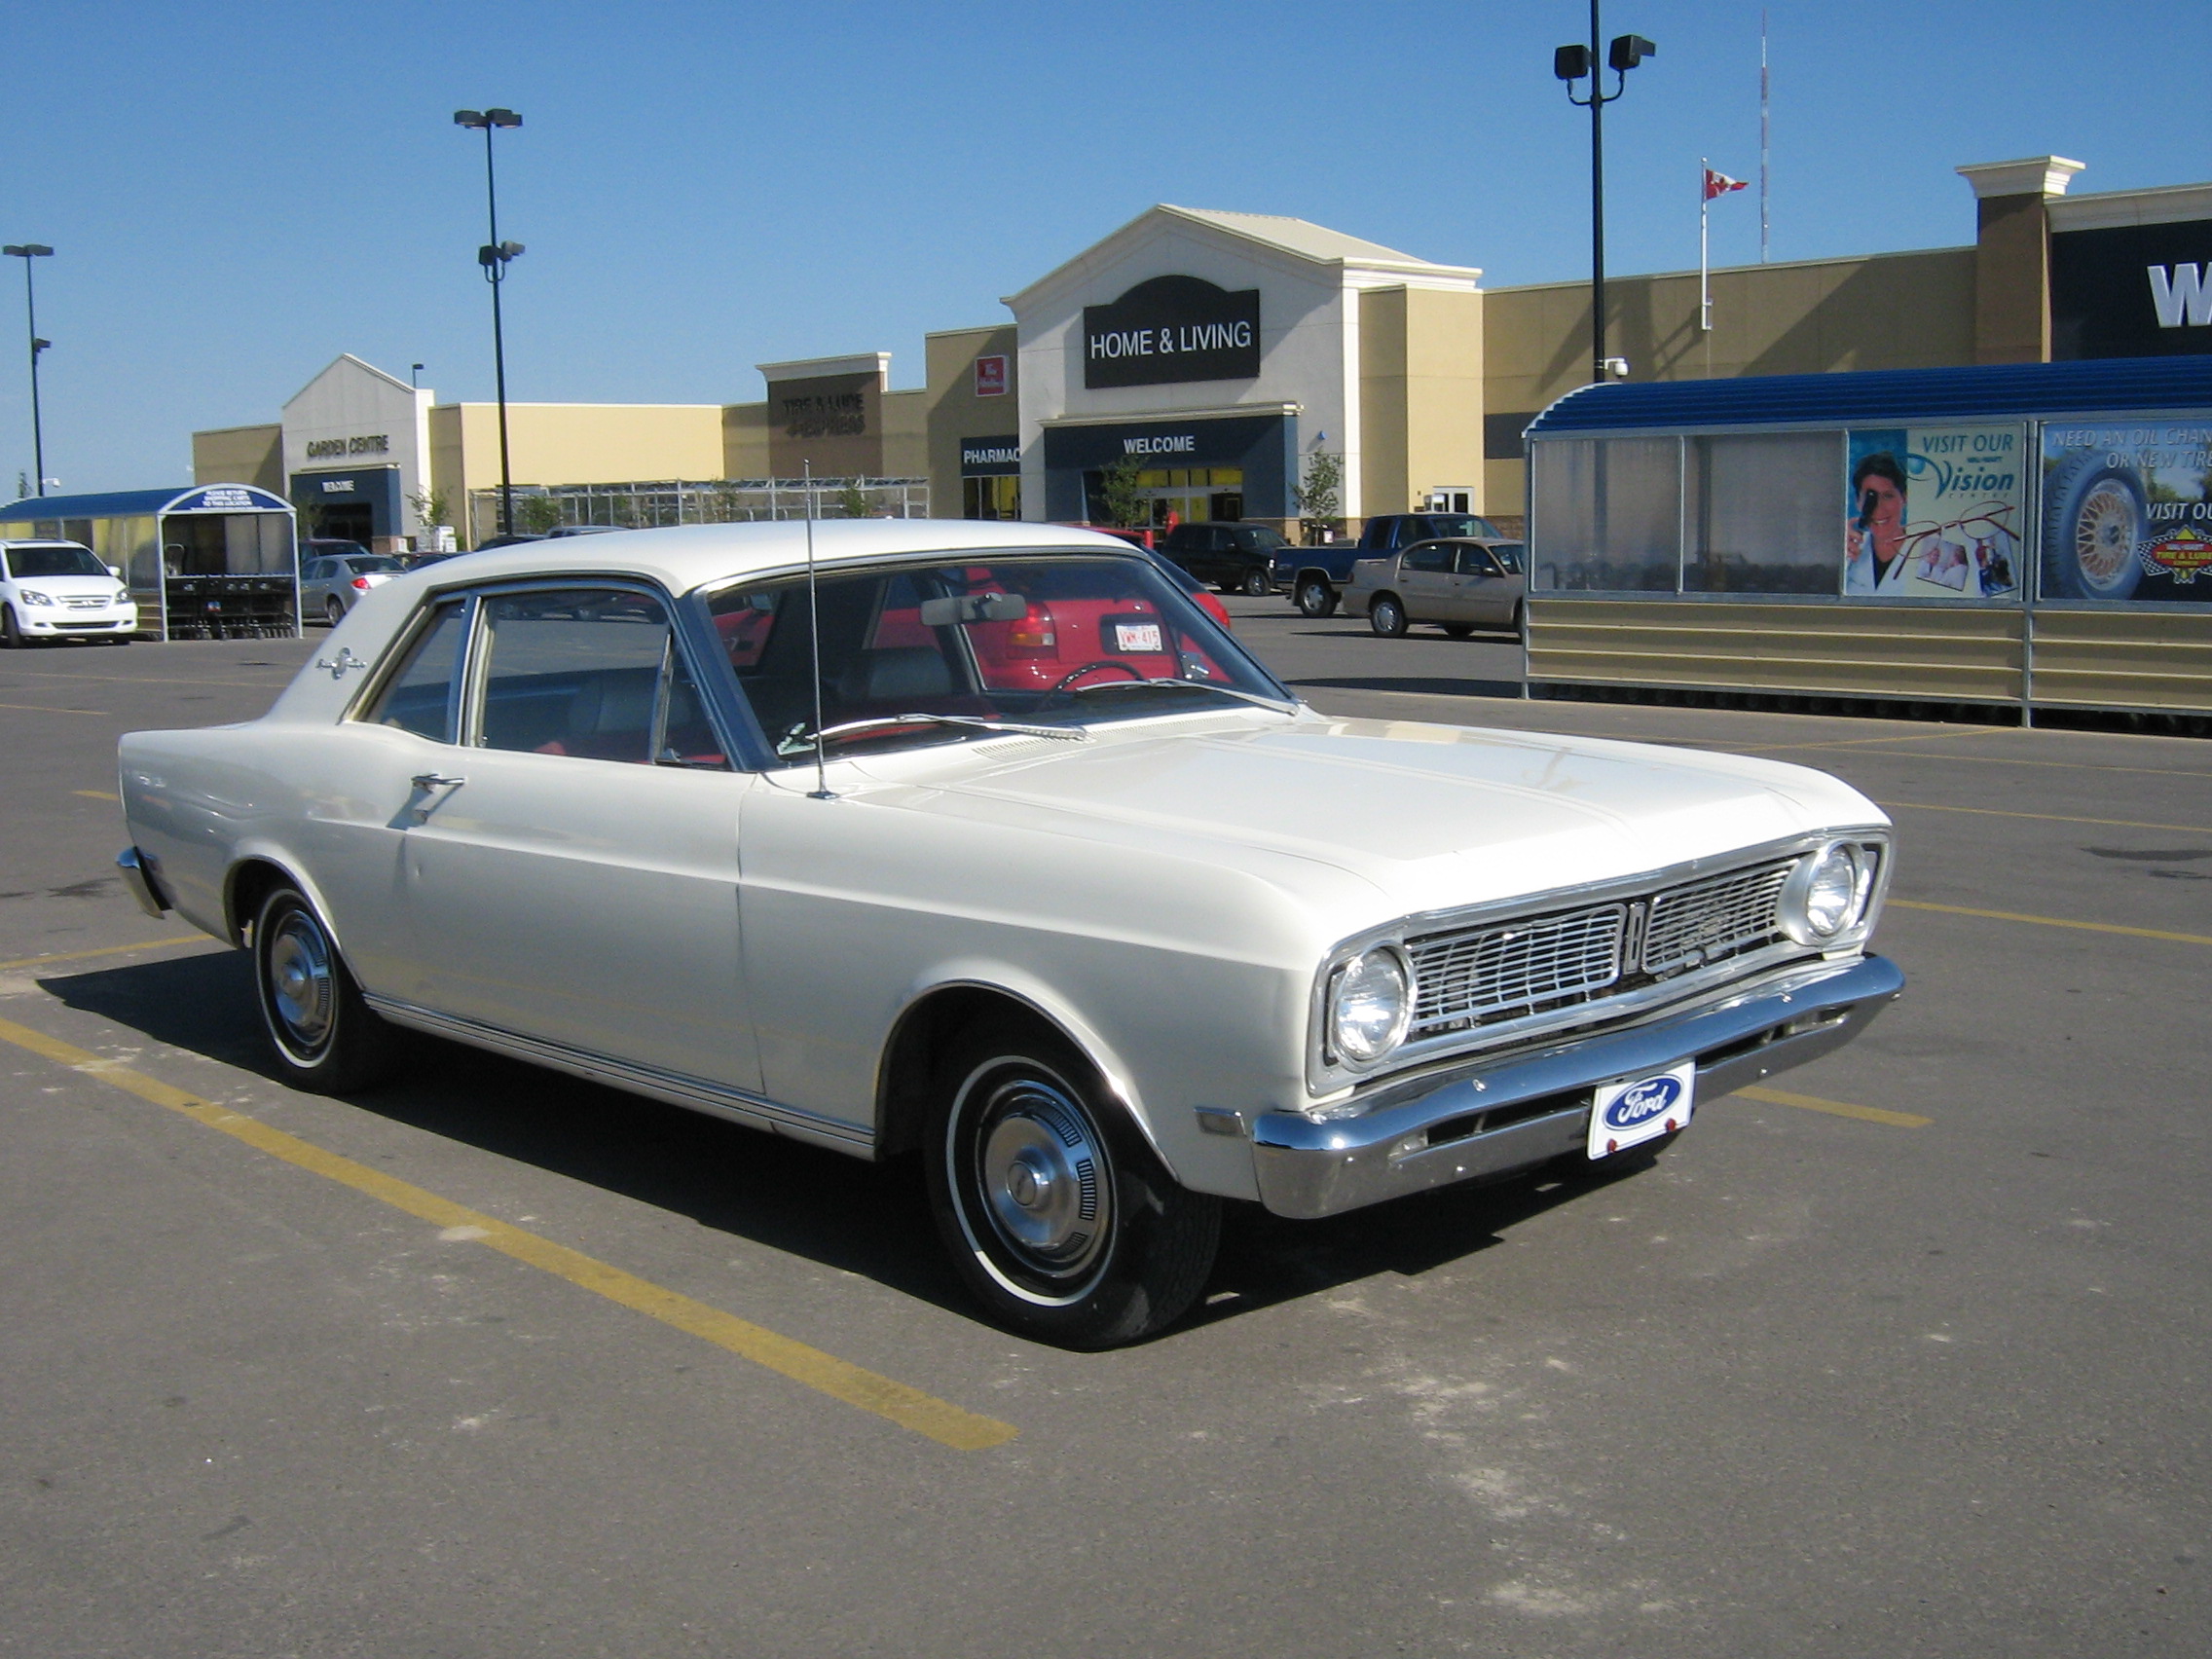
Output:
[41,950,1632,1344]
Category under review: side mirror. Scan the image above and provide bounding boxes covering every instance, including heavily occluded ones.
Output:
[107,565,122,579]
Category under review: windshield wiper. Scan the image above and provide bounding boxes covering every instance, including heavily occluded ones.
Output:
[1057,678,1302,715]
[777,713,1090,757]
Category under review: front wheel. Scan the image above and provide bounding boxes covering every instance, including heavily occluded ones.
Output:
[1239,567,1272,598]
[253,885,403,1093]
[1295,577,1338,618]
[1,606,25,648]
[1369,594,1409,638]
[926,1018,1220,1348]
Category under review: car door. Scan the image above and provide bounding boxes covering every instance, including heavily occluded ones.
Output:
[396,582,760,1091]
[1396,539,1457,620]
[1453,543,1510,624]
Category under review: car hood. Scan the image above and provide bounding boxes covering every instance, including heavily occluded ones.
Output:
[881,711,1884,920]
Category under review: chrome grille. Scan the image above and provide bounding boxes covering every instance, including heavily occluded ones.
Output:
[1407,903,1625,1036]
[62,594,108,609]
[1641,860,1793,977]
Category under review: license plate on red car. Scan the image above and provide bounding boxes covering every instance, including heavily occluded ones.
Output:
[1111,621,1162,653]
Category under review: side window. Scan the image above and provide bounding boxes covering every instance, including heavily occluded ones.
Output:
[1405,541,1454,573]
[364,602,468,742]
[1456,546,1499,576]
[476,587,712,766]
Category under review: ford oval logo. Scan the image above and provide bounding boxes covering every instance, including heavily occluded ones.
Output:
[1604,1075,1682,1130]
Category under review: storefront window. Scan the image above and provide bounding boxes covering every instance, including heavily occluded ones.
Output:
[963,476,1021,521]
[1683,432,1842,595]
[1530,438,1679,592]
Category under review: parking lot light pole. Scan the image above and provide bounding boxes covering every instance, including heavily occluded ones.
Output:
[1553,8,1655,386]
[453,108,523,538]
[4,244,54,498]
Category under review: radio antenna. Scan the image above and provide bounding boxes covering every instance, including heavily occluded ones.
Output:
[803,459,832,799]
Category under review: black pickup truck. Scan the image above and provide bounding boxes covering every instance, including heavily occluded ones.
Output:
[1283,512,1505,616]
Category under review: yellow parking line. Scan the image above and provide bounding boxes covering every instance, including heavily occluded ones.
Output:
[1889,898,2212,946]
[1829,750,2211,780]
[1879,800,2212,835]
[0,938,208,973]
[1731,1084,1930,1128]
[0,700,105,715]
[73,789,120,801]
[0,1013,1016,1452]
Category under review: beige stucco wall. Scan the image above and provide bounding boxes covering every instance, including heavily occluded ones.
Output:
[428,402,724,540]
[192,424,283,493]
[1481,246,1977,509]
[722,402,770,478]
[925,325,1019,517]
[879,387,929,478]
[1357,286,1487,518]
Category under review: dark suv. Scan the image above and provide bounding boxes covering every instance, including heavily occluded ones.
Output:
[1157,521,1290,596]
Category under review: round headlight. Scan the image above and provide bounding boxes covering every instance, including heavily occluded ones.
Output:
[1780,843,1865,943]
[1331,947,1411,1064]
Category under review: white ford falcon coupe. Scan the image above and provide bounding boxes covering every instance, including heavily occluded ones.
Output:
[116,522,1902,1346]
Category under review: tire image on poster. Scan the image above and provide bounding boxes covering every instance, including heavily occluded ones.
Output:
[1844,425,2025,600]
[2039,422,2212,603]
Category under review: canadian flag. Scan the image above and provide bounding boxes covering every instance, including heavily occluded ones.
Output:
[1704,167,1749,202]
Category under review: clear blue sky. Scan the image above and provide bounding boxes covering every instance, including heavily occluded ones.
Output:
[4,0,2206,493]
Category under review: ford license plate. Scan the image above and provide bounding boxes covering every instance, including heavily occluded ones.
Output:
[1587,1062,1695,1159]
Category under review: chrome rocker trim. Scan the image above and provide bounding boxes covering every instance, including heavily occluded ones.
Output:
[362,994,876,1155]
[1251,952,1904,1220]
[117,846,170,919]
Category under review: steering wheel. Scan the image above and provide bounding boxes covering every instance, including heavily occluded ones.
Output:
[1039,659,1148,704]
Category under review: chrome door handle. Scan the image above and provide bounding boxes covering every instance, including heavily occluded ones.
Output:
[410,773,466,790]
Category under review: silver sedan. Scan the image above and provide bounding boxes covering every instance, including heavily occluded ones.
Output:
[1343,536,1526,638]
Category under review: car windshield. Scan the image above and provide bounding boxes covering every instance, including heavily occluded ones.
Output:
[1421,514,1501,539]
[344,555,406,574]
[706,553,1294,762]
[5,544,105,579]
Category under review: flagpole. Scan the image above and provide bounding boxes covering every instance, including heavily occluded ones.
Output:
[1700,157,1712,334]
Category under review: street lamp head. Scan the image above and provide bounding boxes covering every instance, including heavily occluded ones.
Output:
[1552,43,1591,80]
[31,337,49,354]
[485,108,522,128]
[453,109,486,128]
[1607,34,1656,73]
[478,241,526,267]
[4,244,53,259]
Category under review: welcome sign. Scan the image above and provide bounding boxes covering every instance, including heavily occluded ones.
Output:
[1082,275,1261,389]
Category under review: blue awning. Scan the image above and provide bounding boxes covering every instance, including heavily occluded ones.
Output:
[1527,354,2212,435]
[0,483,293,519]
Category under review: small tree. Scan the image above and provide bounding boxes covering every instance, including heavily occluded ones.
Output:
[406,484,451,531]
[1095,457,1147,529]
[517,494,565,535]
[1292,451,1344,544]
[836,481,871,519]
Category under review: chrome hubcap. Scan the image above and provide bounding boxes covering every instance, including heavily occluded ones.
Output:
[972,1077,1109,1281]
[267,912,336,1053]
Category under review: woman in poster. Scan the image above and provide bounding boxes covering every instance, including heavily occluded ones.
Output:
[1845,452,1910,593]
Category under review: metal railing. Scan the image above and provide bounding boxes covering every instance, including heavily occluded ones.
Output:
[466,478,930,545]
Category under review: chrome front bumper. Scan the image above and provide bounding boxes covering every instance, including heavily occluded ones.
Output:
[1249,953,1904,1219]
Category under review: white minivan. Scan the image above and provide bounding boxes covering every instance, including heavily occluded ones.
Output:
[0,538,137,646]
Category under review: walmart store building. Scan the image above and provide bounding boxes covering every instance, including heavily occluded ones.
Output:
[188,151,2212,718]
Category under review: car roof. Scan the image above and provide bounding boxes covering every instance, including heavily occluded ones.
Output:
[413,519,1144,598]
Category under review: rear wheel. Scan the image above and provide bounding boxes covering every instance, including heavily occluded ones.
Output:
[324,597,345,625]
[926,1017,1220,1348]
[252,885,403,1093]
[1239,567,1272,598]
[1369,594,1409,638]
[1295,576,1338,618]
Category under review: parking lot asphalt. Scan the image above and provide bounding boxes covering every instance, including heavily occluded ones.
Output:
[1,613,2206,1657]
